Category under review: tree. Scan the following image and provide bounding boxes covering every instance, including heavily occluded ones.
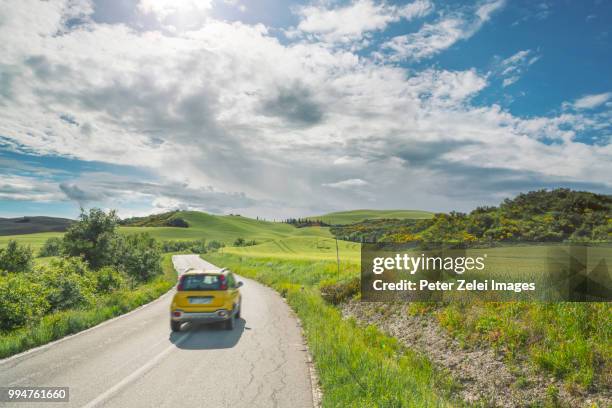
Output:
[35,257,95,311]
[62,208,120,269]
[114,233,162,282]
[38,237,62,257]
[0,274,49,330]
[0,240,33,272]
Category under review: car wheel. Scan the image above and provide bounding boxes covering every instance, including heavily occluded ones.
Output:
[170,320,181,332]
[235,304,241,319]
[225,316,235,330]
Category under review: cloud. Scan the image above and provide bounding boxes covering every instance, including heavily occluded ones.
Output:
[261,82,324,126]
[58,173,257,215]
[323,178,369,189]
[382,0,505,61]
[293,0,432,44]
[0,0,609,218]
[0,175,63,201]
[495,49,540,87]
[572,92,612,110]
[59,182,104,206]
[137,0,213,30]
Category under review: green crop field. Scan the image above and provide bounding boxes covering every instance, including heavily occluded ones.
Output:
[0,232,63,251]
[307,209,434,225]
[224,236,361,261]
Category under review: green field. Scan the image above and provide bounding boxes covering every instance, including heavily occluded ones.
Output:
[225,236,361,261]
[0,232,62,251]
[0,211,333,251]
[2,208,610,401]
[120,211,331,243]
[307,209,434,225]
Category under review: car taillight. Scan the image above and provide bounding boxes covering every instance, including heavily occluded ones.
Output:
[173,311,182,317]
[219,275,227,290]
[177,276,185,291]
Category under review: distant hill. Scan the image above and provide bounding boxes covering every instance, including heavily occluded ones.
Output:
[120,211,189,227]
[0,216,74,236]
[306,209,434,225]
[119,211,332,243]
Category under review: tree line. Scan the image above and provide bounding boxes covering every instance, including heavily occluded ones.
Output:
[330,189,611,245]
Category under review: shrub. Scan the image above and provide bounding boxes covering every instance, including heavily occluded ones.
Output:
[0,240,33,272]
[320,277,360,305]
[115,233,162,282]
[38,237,62,257]
[95,267,125,293]
[161,239,208,253]
[0,274,49,330]
[35,258,96,311]
[166,218,189,228]
[206,240,225,251]
[233,238,256,247]
[62,208,120,269]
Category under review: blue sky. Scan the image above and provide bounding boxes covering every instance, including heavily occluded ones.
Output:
[0,0,610,219]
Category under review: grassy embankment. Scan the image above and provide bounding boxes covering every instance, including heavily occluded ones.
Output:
[205,252,460,407]
[0,254,178,359]
[214,238,612,397]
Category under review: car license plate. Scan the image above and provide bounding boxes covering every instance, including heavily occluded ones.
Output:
[189,297,212,304]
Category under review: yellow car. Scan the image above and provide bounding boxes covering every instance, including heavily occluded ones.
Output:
[170,268,243,332]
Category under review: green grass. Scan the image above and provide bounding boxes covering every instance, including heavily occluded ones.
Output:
[307,209,434,225]
[224,236,361,261]
[0,232,62,251]
[216,241,612,393]
[1,211,333,251]
[0,253,178,359]
[205,252,459,407]
[120,211,332,243]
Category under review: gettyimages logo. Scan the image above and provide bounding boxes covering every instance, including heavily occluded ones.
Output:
[361,242,611,302]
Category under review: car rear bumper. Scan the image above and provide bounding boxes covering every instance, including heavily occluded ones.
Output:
[171,309,233,322]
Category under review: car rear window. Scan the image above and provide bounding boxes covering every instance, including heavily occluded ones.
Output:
[181,274,222,291]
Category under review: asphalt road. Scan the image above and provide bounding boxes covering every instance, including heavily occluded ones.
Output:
[0,255,314,408]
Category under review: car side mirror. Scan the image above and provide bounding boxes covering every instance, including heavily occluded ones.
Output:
[237,281,244,288]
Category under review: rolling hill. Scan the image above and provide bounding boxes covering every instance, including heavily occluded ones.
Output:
[0,216,73,236]
[119,211,332,243]
[306,209,434,225]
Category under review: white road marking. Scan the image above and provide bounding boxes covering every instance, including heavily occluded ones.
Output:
[82,331,191,408]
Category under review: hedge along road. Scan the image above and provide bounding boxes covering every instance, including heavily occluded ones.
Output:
[0,255,314,408]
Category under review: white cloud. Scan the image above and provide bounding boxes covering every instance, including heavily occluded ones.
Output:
[572,92,612,110]
[495,49,540,87]
[382,0,505,61]
[293,0,432,44]
[0,0,609,217]
[138,0,213,30]
[323,178,369,189]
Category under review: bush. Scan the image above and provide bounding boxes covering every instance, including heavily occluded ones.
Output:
[35,258,96,311]
[0,274,49,330]
[115,233,162,282]
[95,267,125,293]
[320,277,360,305]
[233,238,257,247]
[166,218,189,228]
[62,208,120,269]
[206,240,225,251]
[0,240,33,272]
[38,237,62,257]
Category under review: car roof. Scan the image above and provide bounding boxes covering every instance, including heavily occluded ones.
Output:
[182,268,229,276]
